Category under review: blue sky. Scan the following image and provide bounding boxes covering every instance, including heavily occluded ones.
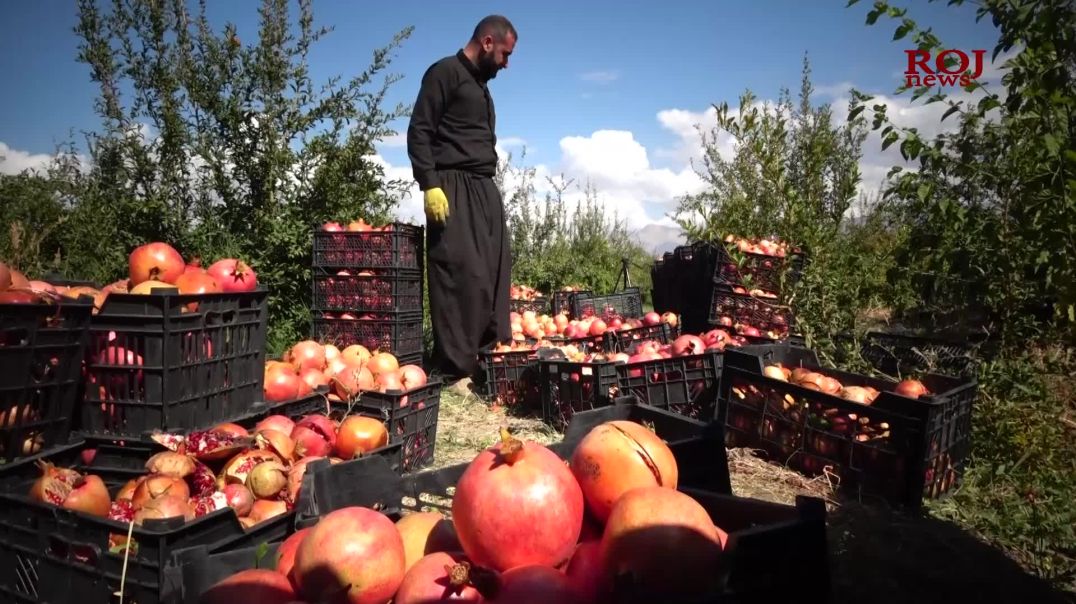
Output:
[0,1,1006,250]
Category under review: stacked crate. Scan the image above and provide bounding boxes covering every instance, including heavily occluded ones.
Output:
[708,235,805,344]
[310,223,425,367]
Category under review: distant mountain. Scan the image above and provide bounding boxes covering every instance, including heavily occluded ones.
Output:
[634,224,685,256]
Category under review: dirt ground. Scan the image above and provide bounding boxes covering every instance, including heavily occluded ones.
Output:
[430,388,1075,604]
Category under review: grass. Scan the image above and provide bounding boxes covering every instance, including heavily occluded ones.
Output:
[427,376,1076,603]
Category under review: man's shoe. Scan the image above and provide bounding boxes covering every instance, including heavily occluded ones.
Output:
[446,376,474,397]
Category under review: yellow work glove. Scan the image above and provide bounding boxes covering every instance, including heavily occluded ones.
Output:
[424,187,449,224]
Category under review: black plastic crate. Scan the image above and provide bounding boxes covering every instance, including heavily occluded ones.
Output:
[571,287,643,320]
[0,439,293,604]
[312,222,423,269]
[311,312,423,357]
[718,344,977,509]
[475,347,541,412]
[538,357,621,431]
[616,351,723,421]
[508,297,549,315]
[604,322,678,352]
[1,296,94,463]
[312,267,423,314]
[709,287,795,338]
[79,287,269,441]
[293,403,826,604]
[336,381,442,473]
[712,241,807,296]
[673,243,722,334]
[856,330,981,378]
[551,289,591,316]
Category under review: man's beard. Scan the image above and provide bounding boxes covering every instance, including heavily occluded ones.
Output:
[477,51,499,80]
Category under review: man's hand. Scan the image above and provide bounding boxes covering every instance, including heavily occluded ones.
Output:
[424,187,449,223]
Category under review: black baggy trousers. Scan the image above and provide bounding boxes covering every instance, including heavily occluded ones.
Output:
[426,169,512,380]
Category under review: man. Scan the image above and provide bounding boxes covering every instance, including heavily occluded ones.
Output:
[407,15,517,396]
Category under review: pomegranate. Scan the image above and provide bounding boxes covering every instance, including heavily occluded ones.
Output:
[134,494,194,525]
[265,364,302,403]
[201,568,296,604]
[570,420,679,524]
[340,344,372,367]
[132,475,190,509]
[174,271,221,311]
[366,351,399,377]
[116,478,142,501]
[335,415,388,460]
[206,258,258,293]
[300,367,330,392]
[395,511,461,573]
[191,492,229,517]
[256,415,296,436]
[145,449,196,478]
[294,415,337,450]
[333,363,375,399]
[128,242,185,286]
[169,428,253,463]
[484,564,579,604]
[287,340,326,372]
[398,364,428,389]
[246,461,288,499]
[62,475,111,517]
[275,527,312,582]
[219,450,283,487]
[29,461,81,505]
[248,499,289,523]
[671,334,706,357]
[188,460,219,497]
[223,483,254,516]
[214,422,250,438]
[452,428,584,572]
[0,261,9,290]
[394,552,484,604]
[565,540,606,604]
[291,426,333,459]
[601,486,726,601]
[292,506,406,604]
[256,429,297,462]
[286,456,342,503]
[895,379,930,399]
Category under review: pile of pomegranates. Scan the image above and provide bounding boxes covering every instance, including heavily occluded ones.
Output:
[509,283,544,301]
[762,362,931,404]
[263,339,427,405]
[27,409,390,548]
[201,419,732,603]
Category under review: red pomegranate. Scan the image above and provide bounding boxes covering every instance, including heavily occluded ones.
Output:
[484,564,580,604]
[200,568,296,604]
[451,428,584,572]
[274,527,312,583]
[570,420,679,523]
[292,506,405,604]
[393,552,484,604]
[601,486,727,601]
[565,540,606,604]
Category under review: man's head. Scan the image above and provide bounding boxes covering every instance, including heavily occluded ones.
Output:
[468,15,516,80]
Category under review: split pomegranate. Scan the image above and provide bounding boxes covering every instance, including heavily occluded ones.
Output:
[134,494,195,525]
[601,486,726,601]
[395,511,460,573]
[61,475,111,517]
[294,415,338,451]
[219,450,283,487]
[452,428,584,572]
[132,474,190,509]
[335,415,388,460]
[145,449,196,478]
[292,506,406,604]
[246,461,288,499]
[128,242,185,286]
[394,552,484,604]
[29,461,81,505]
[255,429,297,462]
[671,334,706,357]
[188,460,218,497]
[201,568,296,604]
[207,258,258,293]
[291,426,333,459]
[570,420,679,523]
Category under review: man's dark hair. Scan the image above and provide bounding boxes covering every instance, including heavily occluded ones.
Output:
[471,15,517,43]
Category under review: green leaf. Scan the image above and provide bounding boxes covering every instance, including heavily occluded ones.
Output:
[846,0,862,6]
[1043,134,1059,157]
[882,130,900,150]
[941,104,961,122]
[848,104,866,122]
[917,183,931,201]
[893,21,913,40]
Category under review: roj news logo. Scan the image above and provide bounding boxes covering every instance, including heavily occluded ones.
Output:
[904,49,986,87]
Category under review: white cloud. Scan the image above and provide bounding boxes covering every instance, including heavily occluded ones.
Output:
[579,70,620,84]
[0,142,57,176]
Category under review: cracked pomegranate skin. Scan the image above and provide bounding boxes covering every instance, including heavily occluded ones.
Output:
[451,436,585,573]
